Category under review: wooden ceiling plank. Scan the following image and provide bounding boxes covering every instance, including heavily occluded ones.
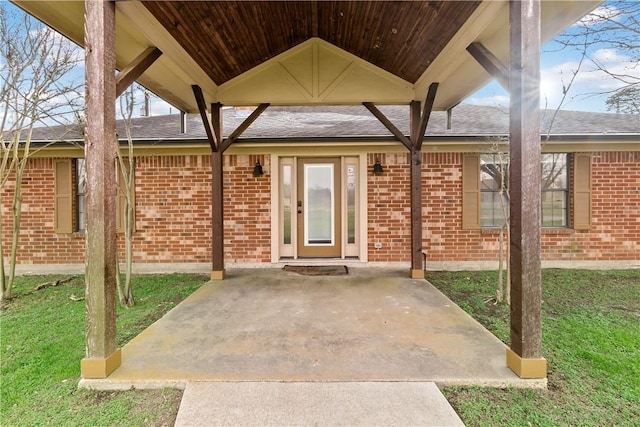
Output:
[221,103,270,152]
[363,102,412,151]
[115,47,162,97]
[311,0,319,38]
[466,42,509,91]
[191,85,218,151]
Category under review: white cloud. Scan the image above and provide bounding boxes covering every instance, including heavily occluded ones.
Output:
[575,4,620,27]
[465,94,509,108]
[592,48,625,63]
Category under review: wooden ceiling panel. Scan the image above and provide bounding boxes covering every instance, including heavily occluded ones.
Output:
[318,1,481,82]
[144,1,481,85]
[144,1,313,84]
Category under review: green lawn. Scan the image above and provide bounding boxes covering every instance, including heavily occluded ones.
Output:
[428,269,640,427]
[1,274,207,426]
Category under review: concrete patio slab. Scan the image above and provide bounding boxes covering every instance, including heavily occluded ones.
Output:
[80,268,546,390]
[174,381,464,427]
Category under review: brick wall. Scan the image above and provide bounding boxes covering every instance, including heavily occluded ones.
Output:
[421,152,494,262]
[418,151,640,262]
[1,154,272,266]
[133,155,212,262]
[2,151,638,266]
[1,158,85,264]
[540,152,640,261]
[132,154,271,263]
[366,151,639,263]
[367,153,411,262]
[223,154,271,263]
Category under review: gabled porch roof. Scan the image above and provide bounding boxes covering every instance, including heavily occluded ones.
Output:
[15,1,600,110]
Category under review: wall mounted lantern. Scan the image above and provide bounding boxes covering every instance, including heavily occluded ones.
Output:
[253,160,264,177]
[373,159,384,175]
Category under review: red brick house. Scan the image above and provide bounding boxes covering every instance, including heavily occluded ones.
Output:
[12,0,623,379]
[7,104,638,270]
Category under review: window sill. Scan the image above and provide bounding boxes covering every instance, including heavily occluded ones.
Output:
[542,227,573,235]
[481,227,574,235]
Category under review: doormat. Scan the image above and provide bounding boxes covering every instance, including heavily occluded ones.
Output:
[283,265,349,276]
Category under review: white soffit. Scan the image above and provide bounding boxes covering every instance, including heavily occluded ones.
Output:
[115,2,217,113]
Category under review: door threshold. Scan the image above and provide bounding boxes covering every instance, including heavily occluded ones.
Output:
[279,258,359,265]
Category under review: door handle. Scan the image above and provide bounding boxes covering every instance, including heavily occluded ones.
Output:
[297,200,302,214]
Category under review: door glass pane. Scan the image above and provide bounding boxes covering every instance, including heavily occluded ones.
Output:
[305,164,333,245]
[282,165,292,244]
[347,165,356,244]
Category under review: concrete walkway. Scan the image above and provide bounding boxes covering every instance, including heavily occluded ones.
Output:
[174,381,464,426]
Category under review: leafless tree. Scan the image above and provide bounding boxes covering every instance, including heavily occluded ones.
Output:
[553,0,639,114]
[115,85,139,307]
[481,139,510,304]
[0,4,82,300]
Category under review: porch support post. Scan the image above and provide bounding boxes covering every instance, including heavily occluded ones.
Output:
[409,101,423,279]
[408,83,438,279]
[507,0,546,379]
[81,0,120,378]
[210,103,225,280]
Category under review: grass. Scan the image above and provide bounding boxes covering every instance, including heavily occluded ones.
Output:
[1,273,208,426]
[428,269,640,427]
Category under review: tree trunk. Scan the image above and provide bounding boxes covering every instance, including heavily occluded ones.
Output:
[123,196,134,305]
[7,164,25,298]
[506,225,511,305]
[497,226,505,303]
[0,206,6,301]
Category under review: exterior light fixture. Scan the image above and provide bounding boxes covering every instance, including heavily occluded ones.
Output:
[253,160,264,177]
[373,159,384,175]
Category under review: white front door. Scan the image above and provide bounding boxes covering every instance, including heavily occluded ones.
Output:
[276,155,363,260]
[297,158,341,257]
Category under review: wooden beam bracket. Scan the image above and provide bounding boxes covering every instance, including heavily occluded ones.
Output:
[221,103,270,152]
[416,82,439,151]
[363,102,412,150]
[192,85,218,151]
[115,47,162,97]
[466,42,509,91]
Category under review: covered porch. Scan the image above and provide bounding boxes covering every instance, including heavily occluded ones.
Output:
[80,268,545,389]
[13,0,603,383]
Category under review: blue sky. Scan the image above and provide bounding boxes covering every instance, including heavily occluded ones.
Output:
[466,1,639,113]
[466,42,631,113]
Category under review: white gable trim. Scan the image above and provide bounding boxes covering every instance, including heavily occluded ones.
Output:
[218,38,414,105]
